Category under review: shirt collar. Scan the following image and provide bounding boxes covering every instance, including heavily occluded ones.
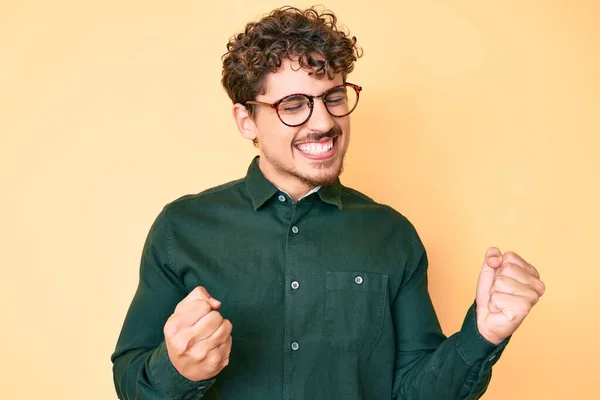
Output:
[277,185,321,201]
[244,156,343,210]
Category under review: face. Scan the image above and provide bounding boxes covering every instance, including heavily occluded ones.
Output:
[234,58,351,197]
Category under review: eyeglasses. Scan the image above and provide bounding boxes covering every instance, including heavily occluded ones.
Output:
[245,82,362,127]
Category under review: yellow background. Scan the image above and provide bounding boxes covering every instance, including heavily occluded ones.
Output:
[1,0,598,398]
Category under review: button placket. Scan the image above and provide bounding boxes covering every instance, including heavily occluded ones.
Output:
[283,207,301,399]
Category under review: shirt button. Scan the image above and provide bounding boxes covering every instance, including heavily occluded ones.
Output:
[291,281,300,290]
[291,226,299,234]
[278,195,286,202]
[354,275,364,285]
[291,341,299,351]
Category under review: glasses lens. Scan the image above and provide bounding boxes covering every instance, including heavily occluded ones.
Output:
[278,95,312,126]
[324,85,358,117]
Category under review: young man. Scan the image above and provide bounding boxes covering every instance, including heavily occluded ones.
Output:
[112,7,545,400]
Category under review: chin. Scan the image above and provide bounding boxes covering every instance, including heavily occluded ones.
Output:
[299,161,344,187]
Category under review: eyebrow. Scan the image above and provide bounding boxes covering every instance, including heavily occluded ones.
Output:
[282,95,310,102]
[282,85,344,99]
[326,86,346,94]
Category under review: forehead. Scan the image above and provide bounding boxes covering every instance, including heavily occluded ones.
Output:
[259,58,344,101]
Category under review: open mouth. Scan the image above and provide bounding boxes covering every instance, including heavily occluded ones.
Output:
[294,136,338,160]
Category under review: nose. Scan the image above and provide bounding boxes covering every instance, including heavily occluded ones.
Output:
[306,98,335,132]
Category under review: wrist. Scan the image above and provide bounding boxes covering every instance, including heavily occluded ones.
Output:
[476,324,504,346]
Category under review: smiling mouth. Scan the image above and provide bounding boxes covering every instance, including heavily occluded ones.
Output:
[295,137,336,155]
[294,134,340,160]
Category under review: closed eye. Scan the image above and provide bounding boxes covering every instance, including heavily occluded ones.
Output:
[325,96,347,105]
[280,97,310,114]
[283,103,308,113]
[324,87,348,105]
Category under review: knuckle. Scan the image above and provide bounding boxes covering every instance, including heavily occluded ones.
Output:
[163,318,178,338]
[171,338,188,356]
[519,302,532,314]
[496,263,509,274]
[207,354,223,371]
[503,262,517,271]
[188,286,208,300]
[514,293,531,306]
[492,276,508,290]
[193,347,208,361]
[208,310,224,324]
[524,289,537,301]
[529,263,538,272]
[503,264,520,277]
[197,300,213,315]
[176,294,190,307]
[215,311,225,322]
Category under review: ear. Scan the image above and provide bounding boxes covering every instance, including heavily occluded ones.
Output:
[232,103,258,142]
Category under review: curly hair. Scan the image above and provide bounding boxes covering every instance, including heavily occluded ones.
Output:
[221,6,362,111]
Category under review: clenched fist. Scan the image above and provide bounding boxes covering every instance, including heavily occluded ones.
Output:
[164,286,232,381]
[476,248,546,345]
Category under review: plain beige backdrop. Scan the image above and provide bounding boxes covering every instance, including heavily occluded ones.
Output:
[1,0,599,399]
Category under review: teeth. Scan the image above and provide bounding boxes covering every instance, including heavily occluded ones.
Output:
[297,140,334,155]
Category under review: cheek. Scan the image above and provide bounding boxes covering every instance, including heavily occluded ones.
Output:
[255,115,296,148]
[338,116,351,133]
[257,127,299,152]
[338,119,351,142]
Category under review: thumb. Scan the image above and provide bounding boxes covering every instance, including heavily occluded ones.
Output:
[185,286,222,309]
[208,297,222,309]
[476,247,503,311]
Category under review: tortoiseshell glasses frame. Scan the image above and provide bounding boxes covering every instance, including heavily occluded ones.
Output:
[244,82,362,127]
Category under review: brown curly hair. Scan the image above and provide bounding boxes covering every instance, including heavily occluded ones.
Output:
[221,6,362,113]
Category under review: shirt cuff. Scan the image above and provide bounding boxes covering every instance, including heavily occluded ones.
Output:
[148,341,216,398]
[456,301,510,369]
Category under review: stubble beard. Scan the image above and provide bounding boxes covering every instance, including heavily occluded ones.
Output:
[260,123,347,189]
[262,147,345,189]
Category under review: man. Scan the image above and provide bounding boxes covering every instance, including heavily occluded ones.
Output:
[112,6,545,400]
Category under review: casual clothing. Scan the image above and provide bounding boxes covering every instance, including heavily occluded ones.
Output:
[112,157,507,400]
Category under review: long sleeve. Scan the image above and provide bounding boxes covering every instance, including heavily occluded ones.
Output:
[111,208,215,399]
[392,233,509,400]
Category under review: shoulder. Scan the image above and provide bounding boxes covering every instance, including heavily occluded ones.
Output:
[340,184,417,232]
[163,177,247,215]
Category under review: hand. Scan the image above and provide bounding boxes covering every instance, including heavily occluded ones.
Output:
[475,248,545,345]
[163,286,233,381]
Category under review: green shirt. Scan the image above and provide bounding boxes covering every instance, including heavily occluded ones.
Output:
[112,157,508,400]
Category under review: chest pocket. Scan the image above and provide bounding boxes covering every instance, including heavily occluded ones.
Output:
[324,271,388,351]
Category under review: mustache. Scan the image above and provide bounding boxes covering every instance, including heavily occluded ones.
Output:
[294,125,342,143]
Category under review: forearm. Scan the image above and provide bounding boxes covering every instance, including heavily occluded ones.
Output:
[112,208,216,399]
[113,342,215,400]
[393,304,508,400]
